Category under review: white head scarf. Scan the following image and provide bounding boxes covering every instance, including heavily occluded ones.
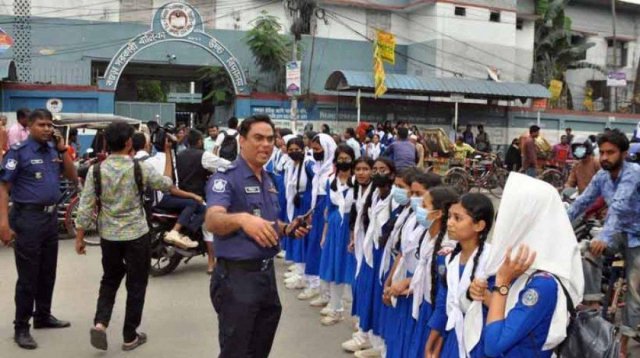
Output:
[463,173,584,355]
[311,133,337,208]
[284,135,311,221]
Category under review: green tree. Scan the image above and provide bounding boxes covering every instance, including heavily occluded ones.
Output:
[532,0,603,109]
[245,11,302,92]
[198,66,235,105]
[136,80,166,102]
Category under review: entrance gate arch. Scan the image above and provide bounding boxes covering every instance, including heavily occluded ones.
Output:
[98,2,249,95]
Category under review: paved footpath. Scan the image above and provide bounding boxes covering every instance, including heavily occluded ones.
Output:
[0,238,638,357]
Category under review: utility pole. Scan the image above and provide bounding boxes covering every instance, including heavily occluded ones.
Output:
[290,33,299,133]
[611,0,618,112]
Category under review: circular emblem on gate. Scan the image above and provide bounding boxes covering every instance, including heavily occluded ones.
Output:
[161,3,195,38]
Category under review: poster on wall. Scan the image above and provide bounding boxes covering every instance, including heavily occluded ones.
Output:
[607,71,627,87]
[0,27,13,53]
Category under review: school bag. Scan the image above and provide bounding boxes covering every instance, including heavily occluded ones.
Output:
[218,131,238,161]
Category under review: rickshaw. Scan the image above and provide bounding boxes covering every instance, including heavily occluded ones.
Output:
[53,114,143,242]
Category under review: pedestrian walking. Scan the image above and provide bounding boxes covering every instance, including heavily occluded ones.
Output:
[7,108,30,146]
[74,121,176,352]
[0,108,78,350]
[205,114,309,358]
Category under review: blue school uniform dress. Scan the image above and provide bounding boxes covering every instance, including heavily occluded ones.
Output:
[430,255,488,358]
[266,151,288,251]
[305,188,327,277]
[319,178,354,284]
[385,215,427,358]
[284,160,314,264]
[483,272,558,358]
[351,183,373,318]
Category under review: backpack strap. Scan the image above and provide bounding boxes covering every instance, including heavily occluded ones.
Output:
[528,270,576,318]
[93,162,102,213]
[133,159,144,199]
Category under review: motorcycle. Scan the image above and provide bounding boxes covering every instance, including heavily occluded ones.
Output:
[148,207,208,276]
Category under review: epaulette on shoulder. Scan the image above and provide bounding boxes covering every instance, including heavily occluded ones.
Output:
[10,142,27,150]
[217,163,237,173]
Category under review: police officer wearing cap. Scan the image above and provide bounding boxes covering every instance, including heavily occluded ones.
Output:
[0,109,78,350]
[206,114,309,358]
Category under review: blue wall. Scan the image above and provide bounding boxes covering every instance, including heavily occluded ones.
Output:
[1,88,115,113]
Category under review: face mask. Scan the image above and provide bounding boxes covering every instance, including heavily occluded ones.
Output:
[336,161,353,172]
[573,146,587,159]
[313,151,324,161]
[415,206,433,229]
[288,151,304,162]
[410,196,422,212]
[372,173,393,188]
[391,185,410,205]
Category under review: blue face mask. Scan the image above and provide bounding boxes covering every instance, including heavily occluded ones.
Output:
[391,185,410,206]
[573,146,587,159]
[415,206,434,229]
[410,196,422,212]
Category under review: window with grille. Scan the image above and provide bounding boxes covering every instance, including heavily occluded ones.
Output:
[455,7,466,16]
[489,11,501,23]
[607,39,628,67]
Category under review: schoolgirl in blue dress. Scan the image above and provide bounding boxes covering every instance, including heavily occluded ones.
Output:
[465,173,583,358]
[298,133,337,301]
[281,136,315,286]
[341,157,375,353]
[353,158,397,358]
[407,186,459,358]
[382,171,443,358]
[425,193,495,358]
[318,144,356,326]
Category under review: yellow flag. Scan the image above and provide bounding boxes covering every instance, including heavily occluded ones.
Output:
[549,80,563,100]
[376,30,395,65]
[373,50,387,98]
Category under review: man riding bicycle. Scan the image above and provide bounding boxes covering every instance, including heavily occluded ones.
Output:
[567,129,640,358]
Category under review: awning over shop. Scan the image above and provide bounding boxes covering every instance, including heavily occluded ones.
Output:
[324,70,550,101]
[0,60,17,81]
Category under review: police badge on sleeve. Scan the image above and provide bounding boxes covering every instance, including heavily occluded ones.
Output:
[212,179,227,193]
[5,159,17,170]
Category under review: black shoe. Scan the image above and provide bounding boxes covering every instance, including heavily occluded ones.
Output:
[14,329,37,350]
[33,315,71,329]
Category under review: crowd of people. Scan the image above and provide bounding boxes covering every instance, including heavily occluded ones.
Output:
[1,109,640,358]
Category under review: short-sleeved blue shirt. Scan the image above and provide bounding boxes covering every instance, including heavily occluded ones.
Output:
[206,156,281,260]
[0,138,62,205]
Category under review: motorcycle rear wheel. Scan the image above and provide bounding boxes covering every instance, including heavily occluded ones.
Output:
[149,229,182,276]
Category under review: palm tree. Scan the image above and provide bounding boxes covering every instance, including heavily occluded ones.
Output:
[532,0,603,109]
[245,11,290,92]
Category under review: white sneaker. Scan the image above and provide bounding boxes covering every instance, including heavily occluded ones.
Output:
[179,235,198,249]
[276,251,285,259]
[297,287,319,300]
[285,277,306,290]
[164,230,182,246]
[342,334,372,352]
[283,271,299,279]
[320,311,344,326]
[309,295,330,307]
[354,348,382,358]
[320,305,333,316]
[287,264,297,272]
[284,274,301,285]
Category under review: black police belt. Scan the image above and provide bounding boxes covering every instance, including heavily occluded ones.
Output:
[218,257,274,272]
[13,202,57,214]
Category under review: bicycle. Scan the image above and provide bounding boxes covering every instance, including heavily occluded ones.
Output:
[539,160,575,191]
[443,153,508,198]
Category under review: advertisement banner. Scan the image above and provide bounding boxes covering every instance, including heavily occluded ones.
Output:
[376,30,396,64]
[286,61,301,96]
[607,71,627,87]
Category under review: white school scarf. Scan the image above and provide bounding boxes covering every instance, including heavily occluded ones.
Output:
[379,206,412,281]
[311,134,337,209]
[363,189,393,268]
[445,244,492,358]
[389,219,429,307]
[354,182,373,275]
[463,173,584,355]
[328,175,354,218]
[367,143,381,160]
[284,158,310,221]
[410,232,450,319]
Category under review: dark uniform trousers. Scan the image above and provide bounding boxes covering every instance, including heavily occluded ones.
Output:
[210,260,282,358]
[9,207,59,330]
[94,234,150,343]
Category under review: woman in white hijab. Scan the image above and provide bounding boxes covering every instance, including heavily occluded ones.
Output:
[466,173,584,357]
[297,133,337,301]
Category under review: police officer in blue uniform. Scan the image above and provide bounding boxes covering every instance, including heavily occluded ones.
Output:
[0,109,78,350]
[206,114,308,358]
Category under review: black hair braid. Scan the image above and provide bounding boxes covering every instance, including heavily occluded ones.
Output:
[330,175,339,192]
[466,231,488,301]
[429,208,451,303]
[362,183,377,228]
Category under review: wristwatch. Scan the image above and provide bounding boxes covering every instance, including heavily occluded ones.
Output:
[493,284,510,296]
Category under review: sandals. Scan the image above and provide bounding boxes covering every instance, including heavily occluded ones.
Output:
[90,327,108,351]
[122,332,147,351]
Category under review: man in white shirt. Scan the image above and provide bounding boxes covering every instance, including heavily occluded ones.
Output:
[203,123,219,153]
[132,133,151,160]
[214,117,240,161]
[7,108,30,146]
[344,127,361,159]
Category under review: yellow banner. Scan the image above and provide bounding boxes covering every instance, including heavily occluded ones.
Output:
[376,30,396,65]
[373,48,387,98]
[549,80,563,100]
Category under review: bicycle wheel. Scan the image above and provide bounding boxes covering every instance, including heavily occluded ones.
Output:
[444,169,469,195]
[539,169,564,191]
[488,168,509,199]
